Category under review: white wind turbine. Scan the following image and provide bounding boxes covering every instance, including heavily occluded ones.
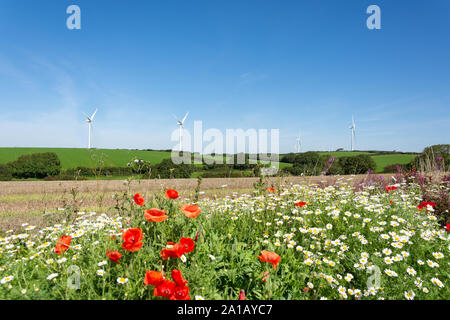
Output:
[349,115,356,151]
[296,131,301,153]
[83,108,98,149]
[173,112,189,151]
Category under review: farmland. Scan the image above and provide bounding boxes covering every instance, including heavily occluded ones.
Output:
[0,148,172,169]
[0,172,448,300]
[0,148,418,178]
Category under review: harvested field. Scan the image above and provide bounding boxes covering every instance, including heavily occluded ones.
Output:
[0,174,393,231]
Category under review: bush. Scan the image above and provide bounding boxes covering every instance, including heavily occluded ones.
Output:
[199,170,252,178]
[0,164,13,181]
[383,163,407,173]
[150,159,194,179]
[337,155,376,175]
[288,152,325,176]
[63,166,134,177]
[8,152,61,179]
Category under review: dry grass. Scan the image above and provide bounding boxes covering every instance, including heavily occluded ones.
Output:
[0,174,393,231]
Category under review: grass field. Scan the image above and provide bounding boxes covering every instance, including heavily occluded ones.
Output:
[0,148,417,175]
[0,148,172,169]
[315,151,417,173]
[370,154,417,172]
[317,151,373,157]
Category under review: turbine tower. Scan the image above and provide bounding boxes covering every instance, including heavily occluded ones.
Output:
[173,112,189,151]
[83,108,98,149]
[349,115,356,151]
[296,131,301,153]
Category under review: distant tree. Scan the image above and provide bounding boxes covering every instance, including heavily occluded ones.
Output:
[7,152,61,179]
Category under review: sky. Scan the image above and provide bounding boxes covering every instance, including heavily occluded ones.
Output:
[0,0,449,153]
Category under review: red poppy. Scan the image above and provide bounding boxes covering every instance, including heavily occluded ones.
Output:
[161,243,184,260]
[258,250,281,269]
[446,224,450,232]
[133,193,145,206]
[54,235,71,255]
[417,201,436,210]
[180,237,195,254]
[385,185,397,192]
[165,189,179,199]
[294,201,307,207]
[160,237,195,260]
[121,228,144,252]
[267,187,275,192]
[180,204,201,218]
[154,279,176,298]
[170,285,190,300]
[171,269,188,287]
[144,208,168,222]
[238,289,245,300]
[106,250,122,264]
[144,270,164,286]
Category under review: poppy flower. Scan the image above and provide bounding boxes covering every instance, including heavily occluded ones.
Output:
[417,201,436,210]
[171,269,188,287]
[144,270,164,286]
[133,193,145,206]
[161,243,184,260]
[160,238,195,260]
[267,187,275,192]
[106,250,122,264]
[385,185,397,192]
[180,204,201,218]
[170,285,190,300]
[294,201,307,207]
[258,250,281,269]
[154,279,176,298]
[165,189,179,199]
[144,208,168,222]
[238,289,245,300]
[446,224,450,232]
[179,237,195,254]
[121,228,144,252]
[54,235,71,255]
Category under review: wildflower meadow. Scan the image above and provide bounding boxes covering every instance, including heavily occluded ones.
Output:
[0,176,448,300]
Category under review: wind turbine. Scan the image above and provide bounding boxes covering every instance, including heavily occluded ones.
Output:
[296,131,301,153]
[83,108,98,149]
[349,115,356,151]
[173,112,189,151]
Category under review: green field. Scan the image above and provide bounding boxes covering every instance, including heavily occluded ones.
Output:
[0,148,416,175]
[370,154,417,173]
[317,151,373,157]
[0,148,172,169]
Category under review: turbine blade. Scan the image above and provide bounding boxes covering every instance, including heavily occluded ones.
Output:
[90,108,98,120]
[181,111,189,124]
[172,114,181,123]
[82,112,90,120]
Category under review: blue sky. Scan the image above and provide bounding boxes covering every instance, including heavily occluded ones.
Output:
[0,0,449,153]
